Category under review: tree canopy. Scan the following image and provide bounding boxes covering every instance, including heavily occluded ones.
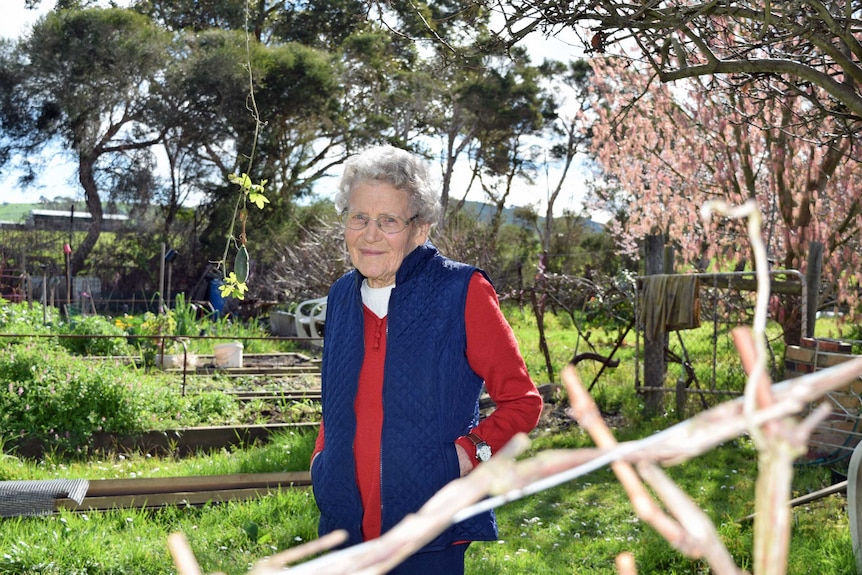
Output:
[0,7,171,271]
[487,1,862,128]
[0,0,597,299]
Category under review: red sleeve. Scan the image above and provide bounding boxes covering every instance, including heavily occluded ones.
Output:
[455,272,543,465]
[312,419,324,462]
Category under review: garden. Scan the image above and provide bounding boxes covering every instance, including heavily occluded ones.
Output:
[0,291,858,574]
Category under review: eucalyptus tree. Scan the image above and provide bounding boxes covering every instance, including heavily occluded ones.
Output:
[0,7,172,273]
[457,46,548,235]
[139,0,438,219]
[535,59,594,255]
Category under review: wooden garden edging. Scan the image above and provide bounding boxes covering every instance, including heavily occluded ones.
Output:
[91,422,321,457]
[55,471,312,513]
[13,422,319,459]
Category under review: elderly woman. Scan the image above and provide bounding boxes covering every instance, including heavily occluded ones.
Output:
[311,145,543,574]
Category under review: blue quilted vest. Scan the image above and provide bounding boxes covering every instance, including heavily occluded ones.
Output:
[312,242,498,550]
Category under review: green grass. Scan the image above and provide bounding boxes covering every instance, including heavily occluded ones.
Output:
[0,203,36,223]
[465,433,851,574]
[0,303,858,573]
[0,428,850,574]
[0,429,316,482]
[0,431,321,575]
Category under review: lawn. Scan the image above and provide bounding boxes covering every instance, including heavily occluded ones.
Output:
[0,299,858,574]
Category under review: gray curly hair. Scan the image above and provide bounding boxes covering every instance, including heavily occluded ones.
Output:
[334,145,441,226]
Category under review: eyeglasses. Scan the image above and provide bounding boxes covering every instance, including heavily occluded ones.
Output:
[340,211,418,234]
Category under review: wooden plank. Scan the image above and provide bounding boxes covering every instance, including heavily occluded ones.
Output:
[57,486,309,512]
[695,275,802,296]
[785,345,857,368]
[89,422,319,456]
[84,472,311,497]
[230,390,322,401]
[54,472,312,512]
[192,366,321,376]
[636,275,802,295]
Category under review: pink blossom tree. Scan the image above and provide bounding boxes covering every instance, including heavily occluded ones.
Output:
[587,54,862,341]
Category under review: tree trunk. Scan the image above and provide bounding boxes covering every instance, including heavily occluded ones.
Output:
[72,153,104,273]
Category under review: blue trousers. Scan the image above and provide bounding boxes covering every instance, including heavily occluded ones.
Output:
[388,543,468,575]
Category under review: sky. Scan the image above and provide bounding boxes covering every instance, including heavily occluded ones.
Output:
[0,1,597,219]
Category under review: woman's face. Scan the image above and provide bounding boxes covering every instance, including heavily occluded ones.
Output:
[344,180,430,288]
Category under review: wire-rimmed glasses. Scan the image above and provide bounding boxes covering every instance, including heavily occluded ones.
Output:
[340,211,418,234]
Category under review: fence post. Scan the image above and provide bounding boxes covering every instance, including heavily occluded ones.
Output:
[643,234,667,417]
[805,241,823,339]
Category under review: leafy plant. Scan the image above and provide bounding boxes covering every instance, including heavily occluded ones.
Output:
[57,314,131,356]
[186,391,241,426]
[0,342,147,453]
[0,301,58,342]
[215,35,270,301]
[172,293,208,337]
[119,310,178,365]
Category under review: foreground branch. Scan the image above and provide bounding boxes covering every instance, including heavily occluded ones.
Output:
[169,194,859,575]
[168,347,862,574]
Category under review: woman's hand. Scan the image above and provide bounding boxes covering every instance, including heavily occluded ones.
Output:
[455,443,475,477]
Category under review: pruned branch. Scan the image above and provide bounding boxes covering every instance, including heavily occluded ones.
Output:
[485,1,862,123]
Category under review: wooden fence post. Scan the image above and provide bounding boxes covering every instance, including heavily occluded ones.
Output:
[643,234,667,417]
[805,241,823,339]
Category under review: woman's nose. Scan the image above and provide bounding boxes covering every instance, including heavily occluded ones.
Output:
[362,221,383,239]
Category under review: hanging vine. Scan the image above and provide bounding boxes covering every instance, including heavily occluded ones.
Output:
[216,1,270,301]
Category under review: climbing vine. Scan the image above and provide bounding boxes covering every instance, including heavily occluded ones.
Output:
[216,2,270,301]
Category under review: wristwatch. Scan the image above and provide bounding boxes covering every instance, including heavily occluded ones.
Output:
[467,432,492,462]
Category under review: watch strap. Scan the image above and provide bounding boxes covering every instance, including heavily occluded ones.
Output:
[466,432,492,462]
[466,432,485,447]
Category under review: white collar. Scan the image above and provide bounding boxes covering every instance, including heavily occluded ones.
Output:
[361,280,394,318]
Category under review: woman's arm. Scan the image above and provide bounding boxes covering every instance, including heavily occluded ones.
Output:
[455,272,544,472]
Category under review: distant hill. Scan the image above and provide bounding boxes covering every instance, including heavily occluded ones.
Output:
[0,202,37,223]
[460,200,604,232]
[0,200,604,232]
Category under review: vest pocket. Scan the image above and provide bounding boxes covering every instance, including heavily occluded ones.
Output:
[445,441,461,482]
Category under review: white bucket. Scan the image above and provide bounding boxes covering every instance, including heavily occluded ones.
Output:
[157,353,197,370]
[214,342,243,368]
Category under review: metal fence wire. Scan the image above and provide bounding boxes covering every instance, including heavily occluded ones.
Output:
[0,478,89,517]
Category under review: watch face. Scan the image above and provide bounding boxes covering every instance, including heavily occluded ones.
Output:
[477,443,492,462]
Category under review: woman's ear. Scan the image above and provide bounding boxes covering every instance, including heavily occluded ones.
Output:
[414,222,431,246]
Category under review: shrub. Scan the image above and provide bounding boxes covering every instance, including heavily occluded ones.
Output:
[0,342,148,453]
[58,314,131,356]
[0,301,58,343]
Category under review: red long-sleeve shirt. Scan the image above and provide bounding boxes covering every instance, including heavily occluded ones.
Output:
[312,272,543,540]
